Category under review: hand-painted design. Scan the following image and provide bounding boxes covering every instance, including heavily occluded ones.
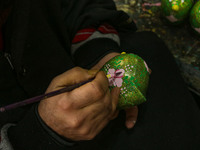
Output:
[107,69,125,87]
[101,53,150,109]
[124,64,134,73]
[144,61,151,74]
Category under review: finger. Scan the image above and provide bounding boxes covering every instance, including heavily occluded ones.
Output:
[110,87,120,115]
[91,71,109,93]
[125,106,138,129]
[50,67,98,90]
[110,110,119,120]
[68,71,109,108]
[77,89,118,140]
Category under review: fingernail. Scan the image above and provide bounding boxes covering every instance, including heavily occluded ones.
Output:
[126,120,136,129]
[88,70,98,76]
[133,120,136,125]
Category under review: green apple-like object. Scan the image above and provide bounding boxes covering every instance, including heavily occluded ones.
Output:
[161,0,194,24]
[190,1,200,34]
[100,52,150,109]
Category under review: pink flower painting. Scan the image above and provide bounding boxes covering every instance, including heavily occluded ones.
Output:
[107,69,125,87]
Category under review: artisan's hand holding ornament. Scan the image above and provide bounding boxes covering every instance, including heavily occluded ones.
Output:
[101,52,150,109]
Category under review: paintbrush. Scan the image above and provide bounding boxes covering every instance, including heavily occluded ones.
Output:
[0,72,121,112]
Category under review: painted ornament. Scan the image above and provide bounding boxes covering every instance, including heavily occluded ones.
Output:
[161,0,194,24]
[101,52,150,109]
[190,1,200,34]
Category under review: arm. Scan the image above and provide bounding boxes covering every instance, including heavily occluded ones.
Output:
[1,0,138,149]
[62,0,137,68]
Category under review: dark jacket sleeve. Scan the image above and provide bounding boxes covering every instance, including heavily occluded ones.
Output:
[62,0,137,68]
[0,53,75,150]
[5,104,75,150]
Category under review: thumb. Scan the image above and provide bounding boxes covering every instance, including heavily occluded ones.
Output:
[125,106,138,129]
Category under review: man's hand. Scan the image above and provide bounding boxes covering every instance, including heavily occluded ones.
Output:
[38,67,120,141]
[91,52,138,129]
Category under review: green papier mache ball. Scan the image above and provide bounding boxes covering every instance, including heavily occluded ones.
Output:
[100,52,150,109]
[161,0,194,24]
[190,1,200,35]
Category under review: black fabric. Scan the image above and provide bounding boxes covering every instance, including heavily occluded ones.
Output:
[1,0,133,149]
[8,104,76,149]
[61,0,136,39]
[0,51,28,127]
[3,0,132,97]
[73,38,120,68]
[117,31,200,149]
[4,0,75,97]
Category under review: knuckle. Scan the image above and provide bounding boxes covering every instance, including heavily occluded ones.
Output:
[79,128,90,137]
[57,98,72,110]
[51,76,60,85]
[107,103,113,113]
[69,116,81,128]
[72,67,83,73]
[85,134,95,140]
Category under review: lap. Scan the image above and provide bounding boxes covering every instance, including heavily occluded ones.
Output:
[77,31,200,150]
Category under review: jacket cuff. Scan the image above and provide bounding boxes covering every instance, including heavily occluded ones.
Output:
[0,124,15,150]
[7,104,75,150]
[73,38,121,69]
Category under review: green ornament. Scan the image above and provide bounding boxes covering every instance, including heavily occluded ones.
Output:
[100,52,150,109]
[190,1,200,34]
[161,0,194,24]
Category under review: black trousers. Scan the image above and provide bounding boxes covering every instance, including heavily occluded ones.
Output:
[73,31,200,150]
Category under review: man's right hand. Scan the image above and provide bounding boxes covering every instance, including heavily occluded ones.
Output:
[38,67,120,141]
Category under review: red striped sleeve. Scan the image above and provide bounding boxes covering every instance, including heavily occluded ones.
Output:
[98,23,118,34]
[72,23,118,44]
[72,28,96,43]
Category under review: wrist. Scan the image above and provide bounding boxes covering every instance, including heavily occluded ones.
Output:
[91,52,120,70]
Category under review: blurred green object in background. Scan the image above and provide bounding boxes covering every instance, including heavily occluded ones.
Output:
[190,1,200,35]
[161,0,194,24]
